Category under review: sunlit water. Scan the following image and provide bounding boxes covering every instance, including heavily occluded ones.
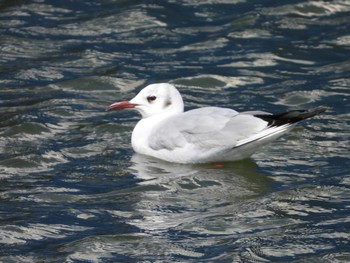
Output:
[1,1,350,262]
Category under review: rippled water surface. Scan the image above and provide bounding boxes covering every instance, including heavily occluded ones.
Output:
[1,0,350,262]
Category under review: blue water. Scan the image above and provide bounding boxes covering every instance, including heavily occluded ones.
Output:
[1,0,350,262]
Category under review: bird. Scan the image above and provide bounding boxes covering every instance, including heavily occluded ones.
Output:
[107,83,326,164]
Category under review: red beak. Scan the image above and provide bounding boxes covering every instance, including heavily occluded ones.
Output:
[107,100,138,111]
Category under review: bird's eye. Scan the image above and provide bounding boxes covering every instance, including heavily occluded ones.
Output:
[147,96,157,103]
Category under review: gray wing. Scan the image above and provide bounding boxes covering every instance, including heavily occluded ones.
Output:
[148,107,269,151]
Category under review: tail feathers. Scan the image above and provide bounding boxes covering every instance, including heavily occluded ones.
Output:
[254,107,327,127]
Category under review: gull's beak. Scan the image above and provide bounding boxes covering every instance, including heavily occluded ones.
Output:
[107,100,138,111]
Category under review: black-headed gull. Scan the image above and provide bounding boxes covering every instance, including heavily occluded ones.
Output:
[108,83,326,164]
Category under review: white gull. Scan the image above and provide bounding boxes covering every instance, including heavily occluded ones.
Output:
[108,83,326,164]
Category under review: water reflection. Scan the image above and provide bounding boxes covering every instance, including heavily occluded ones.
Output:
[57,155,274,261]
[127,154,271,232]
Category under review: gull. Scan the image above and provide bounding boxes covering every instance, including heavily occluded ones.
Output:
[108,83,326,164]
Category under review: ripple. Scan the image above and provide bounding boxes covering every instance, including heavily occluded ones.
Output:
[1,122,50,137]
[60,233,205,262]
[262,1,350,18]
[174,74,263,89]
[228,29,272,39]
[274,89,330,106]
[330,35,350,46]
[0,223,91,245]
[222,53,315,70]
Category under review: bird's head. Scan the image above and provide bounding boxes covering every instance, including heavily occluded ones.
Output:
[108,83,184,118]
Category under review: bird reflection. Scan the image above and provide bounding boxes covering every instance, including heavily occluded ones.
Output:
[125,154,272,232]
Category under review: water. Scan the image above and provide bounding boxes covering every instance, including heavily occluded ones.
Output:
[0,0,349,262]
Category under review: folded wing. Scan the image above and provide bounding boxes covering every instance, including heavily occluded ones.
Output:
[147,107,326,153]
[147,107,269,151]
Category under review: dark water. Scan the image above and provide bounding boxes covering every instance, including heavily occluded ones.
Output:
[1,0,350,262]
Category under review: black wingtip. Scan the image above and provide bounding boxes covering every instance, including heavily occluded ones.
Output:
[309,107,327,115]
[254,107,327,127]
[295,107,327,120]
